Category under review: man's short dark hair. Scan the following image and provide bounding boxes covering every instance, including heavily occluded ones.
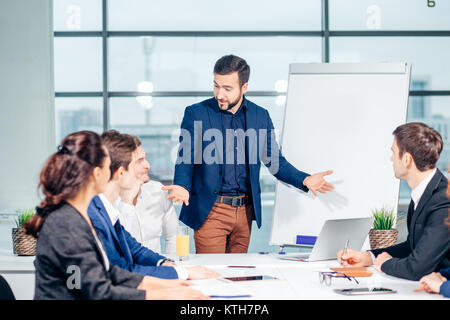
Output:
[101,130,137,178]
[393,122,443,171]
[127,134,142,147]
[214,55,250,87]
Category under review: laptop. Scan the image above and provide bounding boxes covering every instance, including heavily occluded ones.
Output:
[279,217,373,262]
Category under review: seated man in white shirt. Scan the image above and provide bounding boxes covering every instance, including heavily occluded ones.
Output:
[116,134,178,254]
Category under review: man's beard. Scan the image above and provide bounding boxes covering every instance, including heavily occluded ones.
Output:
[226,97,240,110]
[217,90,242,111]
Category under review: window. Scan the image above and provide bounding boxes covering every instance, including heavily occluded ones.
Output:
[331,37,450,90]
[406,95,450,178]
[109,96,198,182]
[55,98,103,144]
[108,0,321,31]
[54,38,103,92]
[54,1,449,253]
[53,0,102,31]
[109,37,321,91]
[330,0,450,31]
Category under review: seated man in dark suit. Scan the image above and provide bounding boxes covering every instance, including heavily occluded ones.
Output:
[413,169,450,298]
[337,122,449,281]
[88,130,219,280]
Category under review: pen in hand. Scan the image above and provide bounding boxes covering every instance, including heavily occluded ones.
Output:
[341,239,349,266]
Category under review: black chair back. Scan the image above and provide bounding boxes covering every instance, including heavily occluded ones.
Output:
[0,275,15,300]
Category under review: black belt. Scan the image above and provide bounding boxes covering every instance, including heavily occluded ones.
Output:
[216,195,248,207]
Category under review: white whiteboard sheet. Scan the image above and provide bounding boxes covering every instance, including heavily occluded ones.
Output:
[270,63,410,246]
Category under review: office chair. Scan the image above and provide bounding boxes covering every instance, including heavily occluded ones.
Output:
[0,275,15,300]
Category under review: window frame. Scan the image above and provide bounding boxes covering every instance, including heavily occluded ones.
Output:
[54,0,450,212]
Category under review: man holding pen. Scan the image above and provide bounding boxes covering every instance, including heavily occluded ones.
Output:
[338,123,449,281]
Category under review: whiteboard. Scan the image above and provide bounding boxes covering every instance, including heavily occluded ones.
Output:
[270,63,411,246]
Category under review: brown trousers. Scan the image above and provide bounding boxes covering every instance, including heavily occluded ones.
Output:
[194,197,254,254]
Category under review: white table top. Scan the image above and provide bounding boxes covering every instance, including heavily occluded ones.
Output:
[0,253,445,300]
[0,253,35,273]
[175,253,444,300]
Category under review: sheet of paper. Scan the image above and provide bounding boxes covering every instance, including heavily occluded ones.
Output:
[190,278,252,298]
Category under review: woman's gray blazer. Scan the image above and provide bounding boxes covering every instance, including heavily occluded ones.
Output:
[34,203,146,300]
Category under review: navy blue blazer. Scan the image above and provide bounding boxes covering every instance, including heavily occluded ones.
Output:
[174,97,310,230]
[371,170,450,281]
[88,195,178,279]
[439,267,450,298]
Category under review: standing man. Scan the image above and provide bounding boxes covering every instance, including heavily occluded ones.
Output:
[163,55,334,253]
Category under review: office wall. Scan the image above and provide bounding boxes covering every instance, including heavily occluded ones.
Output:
[0,0,54,211]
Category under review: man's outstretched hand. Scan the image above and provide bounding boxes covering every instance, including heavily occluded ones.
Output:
[303,170,335,196]
[161,185,190,206]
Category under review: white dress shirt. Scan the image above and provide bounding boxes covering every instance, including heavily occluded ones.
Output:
[99,193,120,226]
[410,168,436,210]
[116,180,178,254]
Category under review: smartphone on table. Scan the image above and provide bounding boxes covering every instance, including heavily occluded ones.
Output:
[334,287,396,295]
[224,275,278,281]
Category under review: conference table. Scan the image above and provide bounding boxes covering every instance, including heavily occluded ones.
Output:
[0,252,445,300]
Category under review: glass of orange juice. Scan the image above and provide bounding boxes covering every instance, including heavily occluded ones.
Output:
[176,226,190,261]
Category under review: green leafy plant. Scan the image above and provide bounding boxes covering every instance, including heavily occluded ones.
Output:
[371,207,395,230]
[14,208,35,228]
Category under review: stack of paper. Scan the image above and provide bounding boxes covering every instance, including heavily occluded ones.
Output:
[190,278,252,299]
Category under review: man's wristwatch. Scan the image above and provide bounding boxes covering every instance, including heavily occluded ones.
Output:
[161,258,175,265]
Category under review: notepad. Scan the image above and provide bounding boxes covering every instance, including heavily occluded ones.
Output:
[330,267,372,277]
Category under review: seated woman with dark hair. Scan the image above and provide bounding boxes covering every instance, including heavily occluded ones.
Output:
[24,130,208,300]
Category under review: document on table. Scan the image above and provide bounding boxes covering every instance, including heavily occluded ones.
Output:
[190,278,252,299]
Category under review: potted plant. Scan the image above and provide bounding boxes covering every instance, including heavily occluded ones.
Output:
[368,207,398,250]
[12,208,37,256]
